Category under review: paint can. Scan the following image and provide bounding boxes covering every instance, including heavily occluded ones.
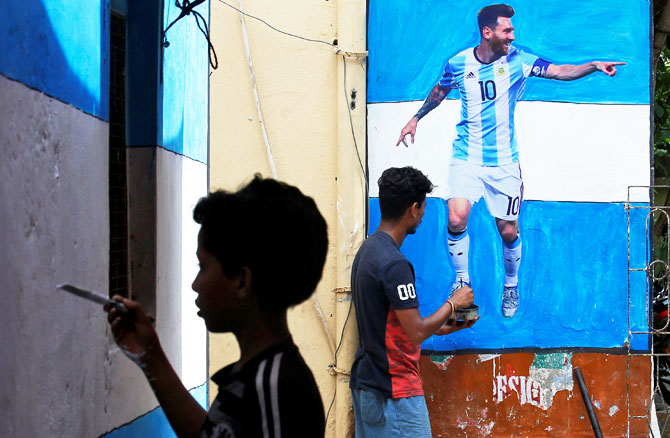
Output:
[455,304,479,321]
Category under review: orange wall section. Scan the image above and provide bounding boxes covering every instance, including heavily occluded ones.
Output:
[421,352,651,437]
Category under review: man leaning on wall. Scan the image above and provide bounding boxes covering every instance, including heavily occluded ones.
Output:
[349,166,478,437]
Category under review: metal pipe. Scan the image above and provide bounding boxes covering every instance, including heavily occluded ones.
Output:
[574,366,603,438]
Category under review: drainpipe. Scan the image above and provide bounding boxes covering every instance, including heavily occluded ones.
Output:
[333,0,367,436]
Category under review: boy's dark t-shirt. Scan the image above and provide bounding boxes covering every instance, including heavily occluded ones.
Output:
[349,230,423,398]
[201,337,325,437]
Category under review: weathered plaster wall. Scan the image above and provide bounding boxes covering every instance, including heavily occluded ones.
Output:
[103,149,209,438]
[209,1,366,436]
[0,75,158,437]
[421,353,651,437]
[0,0,210,435]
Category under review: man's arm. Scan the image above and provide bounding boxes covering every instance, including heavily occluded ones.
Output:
[435,316,479,336]
[544,61,625,81]
[106,297,207,438]
[394,285,473,345]
[396,84,449,147]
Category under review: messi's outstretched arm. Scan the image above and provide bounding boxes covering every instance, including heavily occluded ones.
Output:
[545,61,626,81]
[396,84,449,147]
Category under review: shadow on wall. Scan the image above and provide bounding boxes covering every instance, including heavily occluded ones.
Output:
[0,0,108,119]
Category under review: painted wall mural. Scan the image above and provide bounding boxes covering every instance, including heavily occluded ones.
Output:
[0,0,110,119]
[367,0,651,352]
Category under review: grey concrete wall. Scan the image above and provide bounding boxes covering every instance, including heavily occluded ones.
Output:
[0,76,158,437]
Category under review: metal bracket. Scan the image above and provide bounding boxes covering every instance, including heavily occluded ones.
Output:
[335,48,368,59]
[328,364,351,376]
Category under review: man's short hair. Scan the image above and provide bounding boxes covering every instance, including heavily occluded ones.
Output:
[378,167,434,221]
[193,175,328,310]
[478,4,515,34]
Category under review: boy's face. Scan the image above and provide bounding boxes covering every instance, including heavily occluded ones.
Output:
[192,230,246,332]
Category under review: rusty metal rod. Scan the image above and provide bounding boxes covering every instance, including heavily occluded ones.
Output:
[574,366,603,438]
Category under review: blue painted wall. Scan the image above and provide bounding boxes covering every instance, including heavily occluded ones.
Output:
[126,0,209,164]
[0,0,110,119]
[368,198,649,352]
[126,0,161,147]
[101,384,207,438]
[368,0,649,104]
[161,1,209,163]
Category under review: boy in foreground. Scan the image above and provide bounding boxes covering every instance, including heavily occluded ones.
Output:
[106,176,328,437]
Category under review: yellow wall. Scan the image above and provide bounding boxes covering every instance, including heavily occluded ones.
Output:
[209,1,366,436]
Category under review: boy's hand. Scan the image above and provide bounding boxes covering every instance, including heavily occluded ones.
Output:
[105,296,161,366]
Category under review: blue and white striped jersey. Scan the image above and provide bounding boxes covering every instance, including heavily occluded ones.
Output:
[439,47,550,166]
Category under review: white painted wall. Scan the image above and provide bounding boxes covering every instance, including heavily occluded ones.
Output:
[368,100,650,202]
[156,149,208,390]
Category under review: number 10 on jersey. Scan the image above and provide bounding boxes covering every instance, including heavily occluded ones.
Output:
[479,80,497,101]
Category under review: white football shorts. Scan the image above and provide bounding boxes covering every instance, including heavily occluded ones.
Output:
[448,159,523,221]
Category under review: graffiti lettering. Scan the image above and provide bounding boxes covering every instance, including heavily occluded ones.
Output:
[494,374,543,407]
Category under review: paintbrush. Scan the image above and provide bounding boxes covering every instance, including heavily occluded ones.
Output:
[57,283,130,316]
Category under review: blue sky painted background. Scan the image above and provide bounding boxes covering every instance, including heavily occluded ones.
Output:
[368,0,650,104]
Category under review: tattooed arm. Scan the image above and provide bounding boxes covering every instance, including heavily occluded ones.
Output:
[396,84,449,147]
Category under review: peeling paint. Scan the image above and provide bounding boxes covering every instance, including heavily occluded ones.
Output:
[430,354,454,370]
[529,352,574,409]
[593,400,601,410]
[478,354,500,363]
[480,421,495,435]
[609,405,619,416]
[493,353,574,410]
[455,416,495,435]
[456,417,467,430]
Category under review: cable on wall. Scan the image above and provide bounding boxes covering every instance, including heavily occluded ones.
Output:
[214,2,369,425]
[217,0,336,48]
[164,0,219,69]
[237,0,277,179]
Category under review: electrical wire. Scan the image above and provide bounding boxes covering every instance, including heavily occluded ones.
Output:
[342,54,369,193]
[237,0,278,179]
[324,56,368,426]
[212,1,369,425]
[217,0,336,48]
[164,0,219,69]
[325,294,354,424]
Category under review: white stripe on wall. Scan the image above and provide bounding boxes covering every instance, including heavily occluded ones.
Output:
[179,157,208,390]
[368,101,650,203]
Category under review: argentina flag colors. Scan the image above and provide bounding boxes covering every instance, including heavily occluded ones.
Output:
[367,0,651,351]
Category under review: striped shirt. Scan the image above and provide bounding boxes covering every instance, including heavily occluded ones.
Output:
[439,47,550,166]
[201,338,325,438]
